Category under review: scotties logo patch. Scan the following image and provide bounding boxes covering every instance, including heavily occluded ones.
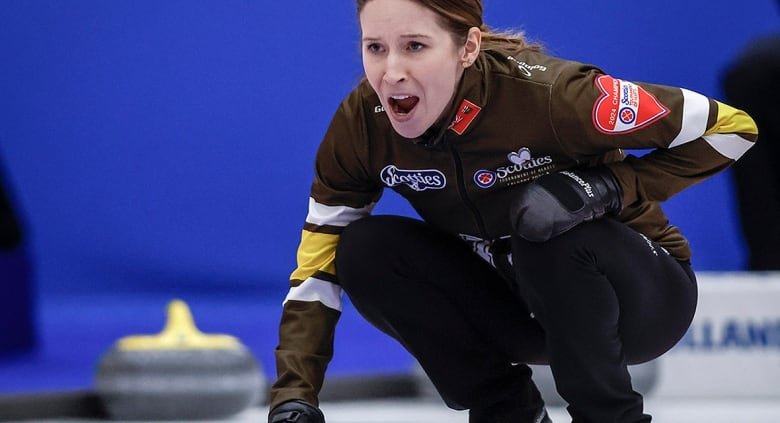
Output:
[380,165,446,192]
[592,75,670,134]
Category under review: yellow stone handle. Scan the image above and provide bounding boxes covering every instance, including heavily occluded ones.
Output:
[117,299,240,351]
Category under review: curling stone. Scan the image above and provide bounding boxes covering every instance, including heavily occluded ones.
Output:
[95,299,266,420]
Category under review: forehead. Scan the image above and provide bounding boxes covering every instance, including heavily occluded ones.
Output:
[359,0,446,37]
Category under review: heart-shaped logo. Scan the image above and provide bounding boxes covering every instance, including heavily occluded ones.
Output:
[592,74,670,134]
[507,147,531,166]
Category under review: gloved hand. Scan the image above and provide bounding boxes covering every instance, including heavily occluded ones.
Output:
[510,166,623,242]
[268,400,325,423]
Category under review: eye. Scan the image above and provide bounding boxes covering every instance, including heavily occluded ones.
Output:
[407,41,426,52]
[365,43,384,54]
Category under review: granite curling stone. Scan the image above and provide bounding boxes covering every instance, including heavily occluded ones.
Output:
[94,299,265,420]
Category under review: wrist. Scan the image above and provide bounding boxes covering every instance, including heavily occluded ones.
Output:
[580,165,623,214]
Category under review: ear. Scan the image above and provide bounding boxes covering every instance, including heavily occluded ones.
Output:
[461,27,482,67]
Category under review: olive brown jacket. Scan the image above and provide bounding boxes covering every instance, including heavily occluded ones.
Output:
[270,49,758,408]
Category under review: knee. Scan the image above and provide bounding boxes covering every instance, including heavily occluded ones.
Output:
[336,217,380,290]
[337,215,401,263]
[337,216,378,259]
[336,215,417,291]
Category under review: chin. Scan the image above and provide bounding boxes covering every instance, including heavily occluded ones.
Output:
[393,127,425,139]
[390,121,429,139]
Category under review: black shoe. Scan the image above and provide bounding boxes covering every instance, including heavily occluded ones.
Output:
[536,408,552,423]
[469,405,551,423]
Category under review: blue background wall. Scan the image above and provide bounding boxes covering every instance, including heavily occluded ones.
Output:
[2,0,777,295]
[0,0,780,391]
[0,0,778,391]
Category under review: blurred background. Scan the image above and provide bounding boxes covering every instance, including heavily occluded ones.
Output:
[0,0,778,403]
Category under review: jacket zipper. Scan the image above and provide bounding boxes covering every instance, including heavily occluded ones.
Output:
[446,137,490,239]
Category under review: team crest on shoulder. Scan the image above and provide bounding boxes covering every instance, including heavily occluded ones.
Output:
[592,75,670,134]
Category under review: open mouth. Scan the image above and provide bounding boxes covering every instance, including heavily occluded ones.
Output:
[388,95,420,115]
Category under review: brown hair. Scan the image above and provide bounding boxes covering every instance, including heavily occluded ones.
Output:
[356,0,541,55]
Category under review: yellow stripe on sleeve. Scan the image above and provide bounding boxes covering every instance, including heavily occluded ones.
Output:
[705,101,758,136]
[289,230,339,283]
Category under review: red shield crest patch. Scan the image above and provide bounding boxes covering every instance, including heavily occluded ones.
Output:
[449,99,481,135]
[592,75,670,134]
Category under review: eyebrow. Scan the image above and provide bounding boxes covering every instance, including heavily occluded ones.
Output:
[362,34,433,42]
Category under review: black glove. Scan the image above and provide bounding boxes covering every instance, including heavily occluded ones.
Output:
[268,400,325,423]
[510,166,623,242]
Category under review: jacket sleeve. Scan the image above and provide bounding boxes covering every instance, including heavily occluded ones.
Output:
[550,65,758,208]
[270,91,382,409]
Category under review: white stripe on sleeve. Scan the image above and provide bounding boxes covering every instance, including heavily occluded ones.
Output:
[668,88,710,149]
[283,277,343,311]
[306,198,375,227]
[702,133,755,160]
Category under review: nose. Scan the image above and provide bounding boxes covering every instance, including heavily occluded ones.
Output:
[382,51,406,84]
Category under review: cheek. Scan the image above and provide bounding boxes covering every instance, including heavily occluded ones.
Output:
[362,61,383,94]
[425,63,459,103]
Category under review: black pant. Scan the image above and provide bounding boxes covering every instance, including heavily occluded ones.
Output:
[336,215,697,423]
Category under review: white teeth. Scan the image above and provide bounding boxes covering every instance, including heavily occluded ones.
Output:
[390,95,411,100]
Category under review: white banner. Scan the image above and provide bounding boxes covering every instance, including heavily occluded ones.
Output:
[653,272,780,398]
